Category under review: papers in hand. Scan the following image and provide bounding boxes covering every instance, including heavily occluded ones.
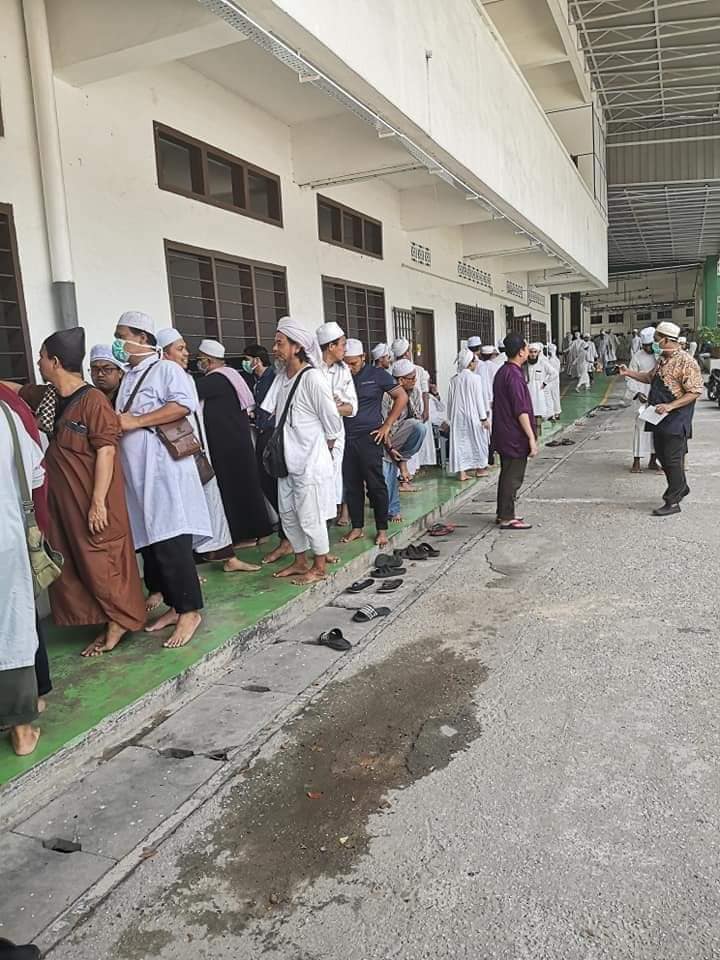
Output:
[638,403,667,425]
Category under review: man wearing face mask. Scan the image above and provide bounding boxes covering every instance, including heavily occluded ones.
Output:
[195,340,273,549]
[620,321,703,517]
[114,311,211,648]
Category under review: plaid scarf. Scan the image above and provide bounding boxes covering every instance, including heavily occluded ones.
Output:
[36,385,58,435]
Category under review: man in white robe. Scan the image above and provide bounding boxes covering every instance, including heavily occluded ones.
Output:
[626,326,660,474]
[262,317,342,584]
[115,310,211,649]
[525,343,558,431]
[566,333,585,380]
[546,343,562,420]
[599,330,618,371]
[583,334,599,384]
[317,321,358,514]
[372,342,392,370]
[630,329,641,356]
[448,348,490,480]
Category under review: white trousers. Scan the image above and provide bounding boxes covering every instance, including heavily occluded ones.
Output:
[633,415,654,458]
[278,474,332,556]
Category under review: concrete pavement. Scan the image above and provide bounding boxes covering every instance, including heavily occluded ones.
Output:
[7,389,720,959]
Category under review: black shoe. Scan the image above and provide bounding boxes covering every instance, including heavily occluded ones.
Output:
[679,484,690,500]
[0,939,41,960]
[652,503,681,517]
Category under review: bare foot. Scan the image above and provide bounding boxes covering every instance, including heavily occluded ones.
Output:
[375,530,389,547]
[146,609,179,632]
[163,611,202,648]
[145,592,163,613]
[336,507,351,526]
[262,540,294,564]
[326,554,340,564]
[474,469,489,478]
[457,472,471,482]
[10,724,40,756]
[341,528,364,544]
[223,557,262,573]
[273,559,310,579]
[399,483,418,492]
[630,464,641,474]
[82,622,127,656]
[291,569,327,585]
[37,697,47,715]
[390,515,403,524]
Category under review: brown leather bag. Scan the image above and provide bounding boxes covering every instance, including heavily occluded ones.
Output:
[155,418,202,461]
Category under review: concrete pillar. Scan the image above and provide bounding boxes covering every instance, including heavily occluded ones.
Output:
[22,0,78,329]
[703,256,718,329]
[570,292,582,332]
[550,294,559,346]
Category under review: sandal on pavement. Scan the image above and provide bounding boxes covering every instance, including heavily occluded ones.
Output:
[317,628,351,652]
[374,553,403,569]
[416,542,440,557]
[499,519,533,531]
[495,516,523,525]
[372,566,407,578]
[0,940,41,960]
[394,545,428,561]
[377,578,403,593]
[352,605,391,623]
[427,523,454,537]
[346,579,374,594]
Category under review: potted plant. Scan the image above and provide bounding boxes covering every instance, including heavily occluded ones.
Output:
[698,327,720,358]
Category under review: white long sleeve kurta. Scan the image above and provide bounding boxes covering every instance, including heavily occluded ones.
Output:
[0,406,44,671]
[116,356,212,550]
[415,364,437,467]
[320,359,357,503]
[626,349,656,457]
[526,356,558,419]
[447,368,489,473]
[262,366,342,555]
[546,353,562,417]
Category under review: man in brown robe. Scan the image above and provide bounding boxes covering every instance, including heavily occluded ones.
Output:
[15,327,146,656]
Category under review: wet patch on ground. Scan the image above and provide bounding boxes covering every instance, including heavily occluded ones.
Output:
[112,636,488,956]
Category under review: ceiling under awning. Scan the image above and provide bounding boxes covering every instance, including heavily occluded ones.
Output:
[569,0,720,274]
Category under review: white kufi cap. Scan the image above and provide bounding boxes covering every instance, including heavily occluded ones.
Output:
[467,336,482,349]
[118,310,154,335]
[392,358,415,377]
[316,321,345,346]
[371,342,390,361]
[89,344,123,368]
[481,345,495,355]
[640,326,655,344]
[345,338,364,357]
[198,338,226,359]
[391,337,410,359]
[156,327,183,350]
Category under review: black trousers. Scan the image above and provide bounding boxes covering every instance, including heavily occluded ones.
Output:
[35,617,52,697]
[343,433,389,531]
[140,534,203,614]
[497,455,528,521]
[255,430,285,540]
[653,432,688,505]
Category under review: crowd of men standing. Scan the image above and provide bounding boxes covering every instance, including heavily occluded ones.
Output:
[0,309,704,759]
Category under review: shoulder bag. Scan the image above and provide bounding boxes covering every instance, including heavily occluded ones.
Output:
[262,366,310,479]
[121,361,201,462]
[193,413,215,485]
[1,400,64,596]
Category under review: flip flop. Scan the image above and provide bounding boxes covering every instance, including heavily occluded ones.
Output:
[317,628,351,652]
[561,439,575,446]
[427,523,454,537]
[352,605,391,623]
[416,542,440,557]
[346,579,373,594]
[394,545,428,561]
[499,519,533,531]
[495,517,523,525]
[374,553,403,568]
[372,566,407,578]
[377,579,403,593]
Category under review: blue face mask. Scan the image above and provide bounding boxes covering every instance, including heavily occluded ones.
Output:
[112,338,129,364]
[241,359,253,374]
[652,341,662,357]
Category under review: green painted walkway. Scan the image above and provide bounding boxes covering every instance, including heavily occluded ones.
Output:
[0,374,614,789]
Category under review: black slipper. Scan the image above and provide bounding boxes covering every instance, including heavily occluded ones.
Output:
[374,553,403,568]
[317,628,351,652]
[377,579,403,593]
[394,545,427,561]
[352,605,391,623]
[346,579,373,594]
[372,566,406,578]
[416,542,440,557]
[0,941,41,960]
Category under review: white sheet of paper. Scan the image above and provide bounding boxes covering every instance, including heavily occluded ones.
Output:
[638,403,668,425]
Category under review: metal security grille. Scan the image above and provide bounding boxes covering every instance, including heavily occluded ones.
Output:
[511,314,548,344]
[455,303,494,348]
[392,307,414,346]
[322,277,387,349]
[0,206,31,382]
[166,244,288,357]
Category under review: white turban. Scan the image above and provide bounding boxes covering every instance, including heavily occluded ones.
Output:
[456,347,474,373]
[157,328,183,350]
[467,336,482,349]
[277,317,322,368]
[316,321,345,346]
[392,358,415,378]
[529,342,543,352]
[89,344,123,368]
[497,339,505,351]
[640,326,655,345]
[198,338,225,359]
[679,336,687,345]
[391,337,410,359]
[547,343,557,357]
[371,342,390,361]
[118,310,154,335]
[344,338,364,357]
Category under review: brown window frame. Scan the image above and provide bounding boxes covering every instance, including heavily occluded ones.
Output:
[455,302,494,349]
[154,122,283,228]
[164,240,289,361]
[0,203,34,383]
[321,275,387,348]
[317,195,383,259]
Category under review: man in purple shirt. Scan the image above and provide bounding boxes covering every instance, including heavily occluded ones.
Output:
[491,333,538,529]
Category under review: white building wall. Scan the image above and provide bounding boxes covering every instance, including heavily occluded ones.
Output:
[0,0,56,359]
[50,60,548,394]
